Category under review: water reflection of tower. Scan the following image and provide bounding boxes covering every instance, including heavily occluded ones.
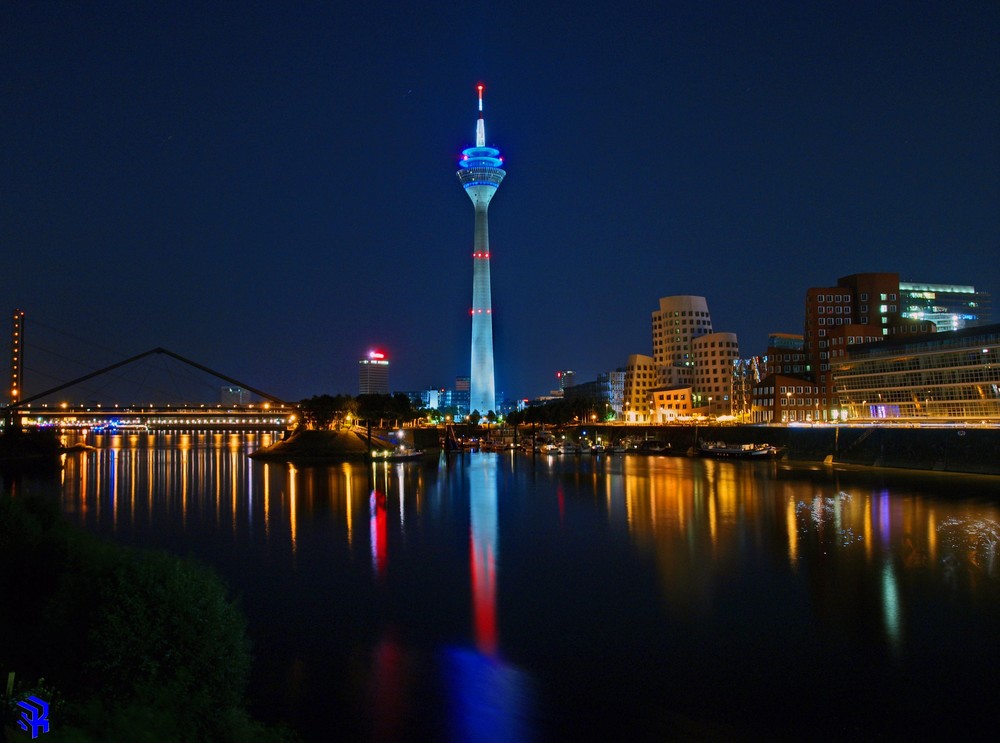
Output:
[457,84,505,416]
[469,455,498,654]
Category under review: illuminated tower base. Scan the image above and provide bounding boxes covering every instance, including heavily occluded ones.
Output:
[457,84,505,416]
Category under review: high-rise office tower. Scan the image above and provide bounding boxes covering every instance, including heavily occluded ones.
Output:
[556,370,576,391]
[457,84,505,416]
[358,350,390,395]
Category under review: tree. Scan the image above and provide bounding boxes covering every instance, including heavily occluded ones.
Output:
[468,409,482,426]
[298,394,355,430]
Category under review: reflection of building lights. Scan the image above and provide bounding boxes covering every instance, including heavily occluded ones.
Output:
[881,558,902,653]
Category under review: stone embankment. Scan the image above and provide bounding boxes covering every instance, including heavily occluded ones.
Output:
[251,424,1000,477]
[545,424,1000,477]
[250,429,385,462]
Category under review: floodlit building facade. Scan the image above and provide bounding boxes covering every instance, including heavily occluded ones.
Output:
[835,323,1000,422]
[692,332,739,416]
[649,296,741,416]
[649,386,694,423]
[651,295,712,387]
[622,354,656,422]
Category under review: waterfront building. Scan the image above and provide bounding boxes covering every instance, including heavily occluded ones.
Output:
[804,273,934,420]
[899,281,992,331]
[646,295,741,416]
[691,332,739,416]
[649,386,694,423]
[651,295,712,386]
[358,350,390,395]
[457,84,505,416]
[765,333,807,376]
[622,354,656,422]
[751,374,822,424]
[834,323,1000,422]
[734,335,801,421]
[736,334,806,422]
[733,357,765,422]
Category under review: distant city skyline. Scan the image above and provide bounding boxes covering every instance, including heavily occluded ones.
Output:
[3,3,997,401]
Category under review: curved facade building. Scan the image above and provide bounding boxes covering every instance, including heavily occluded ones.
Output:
[691,332,739,416]
[457,85,505,416]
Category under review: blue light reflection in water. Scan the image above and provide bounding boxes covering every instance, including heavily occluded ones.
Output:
[13,432,1000,740]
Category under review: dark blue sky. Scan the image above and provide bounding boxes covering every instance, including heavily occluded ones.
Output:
[3,1,998,403]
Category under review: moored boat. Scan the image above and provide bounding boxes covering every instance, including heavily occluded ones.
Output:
[372,446,425,461]
[697,440,779,459]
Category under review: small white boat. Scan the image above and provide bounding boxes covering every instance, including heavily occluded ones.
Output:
[372,446,425,461]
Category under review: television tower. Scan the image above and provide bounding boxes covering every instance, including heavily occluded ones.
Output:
[457,83,505,416]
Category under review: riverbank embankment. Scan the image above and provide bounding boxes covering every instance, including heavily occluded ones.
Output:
[537,424,1000,477]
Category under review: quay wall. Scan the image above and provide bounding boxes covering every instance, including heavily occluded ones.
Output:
[425,424,1000,477]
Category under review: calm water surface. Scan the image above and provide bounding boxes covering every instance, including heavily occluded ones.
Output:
[7,431,1000,741]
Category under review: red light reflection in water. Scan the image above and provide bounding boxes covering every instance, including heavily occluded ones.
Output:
[470,459,499,655]
[470,531,497,655]
[370,490,387,578]
[370,631,409,741]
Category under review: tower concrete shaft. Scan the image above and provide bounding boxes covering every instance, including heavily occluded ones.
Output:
[457,85,505,416]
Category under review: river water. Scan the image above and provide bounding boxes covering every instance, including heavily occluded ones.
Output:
[6,431,1000,740]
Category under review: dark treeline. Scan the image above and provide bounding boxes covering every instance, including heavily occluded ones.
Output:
[507,396,610,427]
[297,393,612,430]
[297,393,419,430]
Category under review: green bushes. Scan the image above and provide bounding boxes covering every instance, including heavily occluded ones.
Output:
[0,494,297,742]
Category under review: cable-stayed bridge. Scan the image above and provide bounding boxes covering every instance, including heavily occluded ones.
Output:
[7,316,295,431]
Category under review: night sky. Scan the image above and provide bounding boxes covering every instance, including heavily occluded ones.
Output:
[4,1,998,404]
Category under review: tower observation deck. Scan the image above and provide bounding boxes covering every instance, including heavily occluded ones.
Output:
[457,84,505,417]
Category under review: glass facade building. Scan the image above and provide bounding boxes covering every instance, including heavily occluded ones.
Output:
[834,324,1000,422]
[899,282,991,331]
